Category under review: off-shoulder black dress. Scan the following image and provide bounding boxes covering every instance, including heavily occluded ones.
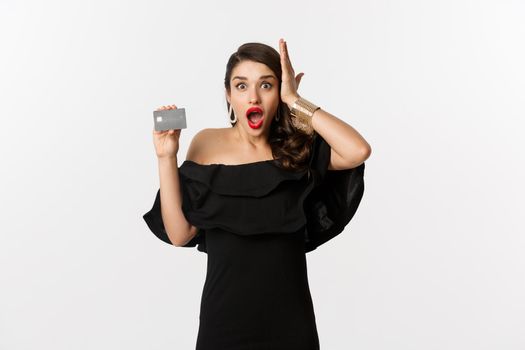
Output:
[143,133,365,350]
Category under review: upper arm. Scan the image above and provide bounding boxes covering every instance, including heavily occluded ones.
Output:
[179,128,213,245]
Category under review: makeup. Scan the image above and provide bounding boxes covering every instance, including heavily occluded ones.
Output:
[246,106,264,129]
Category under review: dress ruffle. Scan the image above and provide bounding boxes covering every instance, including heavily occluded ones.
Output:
[302,134,365,252]
[143,132,365,253]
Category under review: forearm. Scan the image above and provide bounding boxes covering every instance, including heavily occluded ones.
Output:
[311,107,371,158]
[158,156,193,246]
[286,95,371,162]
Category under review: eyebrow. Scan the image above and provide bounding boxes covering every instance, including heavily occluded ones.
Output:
[232,75,277,81]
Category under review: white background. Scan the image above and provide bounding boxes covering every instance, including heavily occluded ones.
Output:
[1,0,524,349]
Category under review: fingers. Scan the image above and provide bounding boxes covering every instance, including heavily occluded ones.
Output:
[279,38,295,74]
[296,72,304,86]
[154,104,178,111]
[279,39,288,63]
[153,104,178,134]
[283,40,291,64]
[153,128,176,134]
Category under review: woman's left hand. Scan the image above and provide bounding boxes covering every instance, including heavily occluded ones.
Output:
[279,38,304,107]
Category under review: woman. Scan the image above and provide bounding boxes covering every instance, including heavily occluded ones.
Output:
[143,39,371,350]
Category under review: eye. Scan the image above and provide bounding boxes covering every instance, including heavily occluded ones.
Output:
[235,82,273,90]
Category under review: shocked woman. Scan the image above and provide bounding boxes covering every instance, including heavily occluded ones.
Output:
[144,38,371,350]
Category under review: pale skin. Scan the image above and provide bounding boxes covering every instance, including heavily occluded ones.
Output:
[151,38,371,246]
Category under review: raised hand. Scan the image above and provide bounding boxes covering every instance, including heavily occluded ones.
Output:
[279,38,304,107]
[152,104,182,159]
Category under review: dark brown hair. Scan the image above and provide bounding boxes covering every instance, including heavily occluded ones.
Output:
[224,42,314,172]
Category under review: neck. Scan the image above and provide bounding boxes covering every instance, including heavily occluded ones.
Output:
[231,125,272,154]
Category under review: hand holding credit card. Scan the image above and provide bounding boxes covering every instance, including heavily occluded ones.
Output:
[153,106,187,131]
[151,104,186,159]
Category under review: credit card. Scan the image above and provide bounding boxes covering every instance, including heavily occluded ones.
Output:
[153,108,187,131]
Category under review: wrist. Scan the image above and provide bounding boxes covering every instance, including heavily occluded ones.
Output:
[157,155,178,163]
[287,96,320,135]
[285,94,301,109]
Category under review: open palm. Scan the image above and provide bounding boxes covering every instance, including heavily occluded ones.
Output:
[279,38,304,106]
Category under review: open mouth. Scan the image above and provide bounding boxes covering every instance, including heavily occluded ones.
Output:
[246,106,264,127]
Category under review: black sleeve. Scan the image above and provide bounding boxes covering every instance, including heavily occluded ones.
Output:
[303,132,366,253]
[142,176,207,252]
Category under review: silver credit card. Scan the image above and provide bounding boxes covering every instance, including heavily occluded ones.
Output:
[153,108,187,131]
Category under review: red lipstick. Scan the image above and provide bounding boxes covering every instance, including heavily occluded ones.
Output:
[246,106,264,129]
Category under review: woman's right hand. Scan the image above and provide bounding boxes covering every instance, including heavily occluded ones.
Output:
[152,104,182,159]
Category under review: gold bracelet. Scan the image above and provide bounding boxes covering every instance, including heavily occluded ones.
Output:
[289,97,320,135]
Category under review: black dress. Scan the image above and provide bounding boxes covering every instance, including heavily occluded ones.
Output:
[143,133,366,350]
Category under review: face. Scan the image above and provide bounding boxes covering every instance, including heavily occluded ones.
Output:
[226,60,280,134]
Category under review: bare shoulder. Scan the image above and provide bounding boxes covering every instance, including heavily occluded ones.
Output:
[185,128,231,164]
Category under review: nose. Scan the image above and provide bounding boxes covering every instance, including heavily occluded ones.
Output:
[248,86,260,104]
